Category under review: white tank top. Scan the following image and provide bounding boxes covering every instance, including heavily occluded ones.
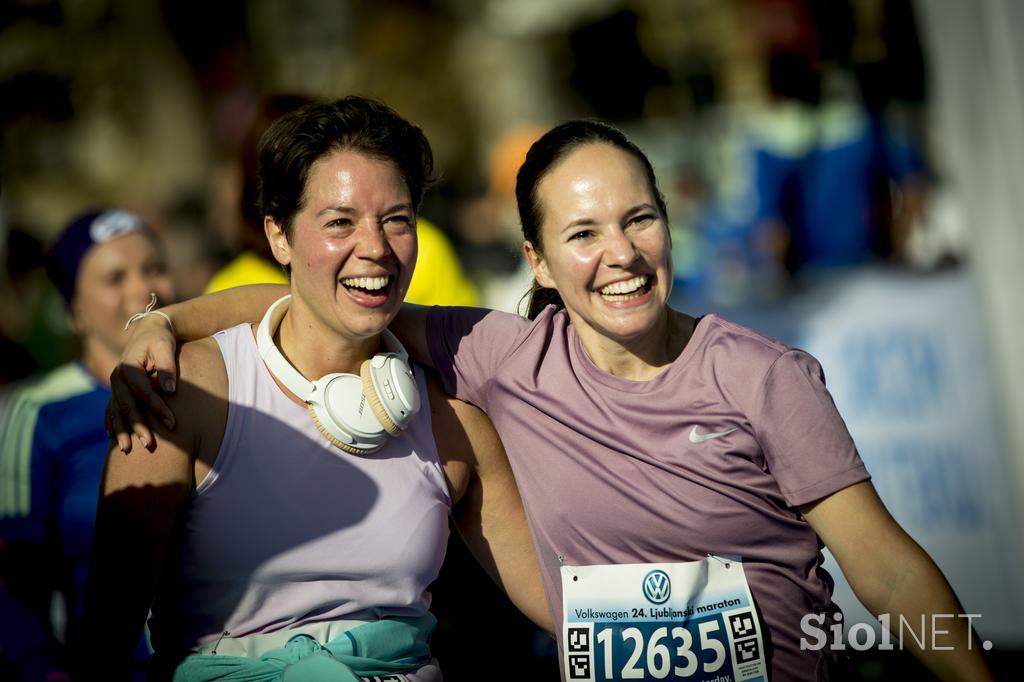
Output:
[149,323,451,655]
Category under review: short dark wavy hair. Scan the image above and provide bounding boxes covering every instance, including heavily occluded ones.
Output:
[258,96,435,239]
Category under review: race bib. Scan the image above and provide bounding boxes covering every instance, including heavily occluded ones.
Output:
[561,557,767,681]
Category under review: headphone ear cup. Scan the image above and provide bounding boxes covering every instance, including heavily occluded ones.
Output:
[360,360,401,436]
[307,402,383,454]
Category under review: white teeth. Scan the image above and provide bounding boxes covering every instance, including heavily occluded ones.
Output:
[341,275,390,291]
[599,275,648,296]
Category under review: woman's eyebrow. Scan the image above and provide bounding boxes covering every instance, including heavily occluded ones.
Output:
[315,203,414,217]
[316,205,357,217]
[561,217,597,233]
[622,203,657,219]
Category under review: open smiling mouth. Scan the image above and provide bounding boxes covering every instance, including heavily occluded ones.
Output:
[341,275,393,297]
[598,274,653,301]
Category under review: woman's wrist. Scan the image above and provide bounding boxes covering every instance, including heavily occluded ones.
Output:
[124,293,176,336]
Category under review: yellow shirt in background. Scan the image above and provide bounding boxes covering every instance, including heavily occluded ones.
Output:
[204,252,288,294]
[203,219,478,307]
[406,218,478,306]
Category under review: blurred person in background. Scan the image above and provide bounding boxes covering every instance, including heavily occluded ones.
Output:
[689,0,932,306]
[753,54,928,276]
[206,94,478,307]
[0,209,175,681]
[695,56,931,304]
[750,0,930,277]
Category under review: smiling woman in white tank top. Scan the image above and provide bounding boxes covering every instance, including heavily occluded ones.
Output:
[78,98,550,682]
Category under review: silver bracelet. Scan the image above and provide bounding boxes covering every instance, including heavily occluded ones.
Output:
[123,293,175,334]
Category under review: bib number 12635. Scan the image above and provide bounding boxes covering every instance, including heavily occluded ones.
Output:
[561,558,767,681]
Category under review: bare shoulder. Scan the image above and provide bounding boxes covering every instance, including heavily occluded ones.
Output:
[102,337,226,492]
[167,337,228,428]
[177,337,228,398]
[168,336,229,470]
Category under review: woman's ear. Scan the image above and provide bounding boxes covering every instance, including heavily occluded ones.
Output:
[265,217,292,267]
[523,241,555,288]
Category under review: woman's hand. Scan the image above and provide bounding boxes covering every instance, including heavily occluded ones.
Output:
[106,314,179,453]
[106,283,290,453]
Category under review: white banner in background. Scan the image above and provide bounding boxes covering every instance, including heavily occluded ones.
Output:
[784,269,1024,644]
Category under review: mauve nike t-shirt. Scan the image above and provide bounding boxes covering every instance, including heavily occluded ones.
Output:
[428,305,870,681]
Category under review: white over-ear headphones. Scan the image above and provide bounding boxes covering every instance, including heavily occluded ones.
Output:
[255,295,420,454]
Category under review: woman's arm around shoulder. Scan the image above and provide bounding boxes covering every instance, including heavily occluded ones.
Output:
[107,284,285,453]
[426,378,553,634]
[76,338,228,680]
[800,481,994,681]
[107,287,438,453]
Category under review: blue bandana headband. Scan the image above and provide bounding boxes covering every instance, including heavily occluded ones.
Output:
[45,209,147,305]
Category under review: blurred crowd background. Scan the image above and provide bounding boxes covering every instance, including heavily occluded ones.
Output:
[1,0,1022,679]
[0,0,1001,367]
[0,0,948,337]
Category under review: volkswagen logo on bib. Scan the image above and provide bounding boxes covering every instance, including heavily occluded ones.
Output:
[642,569,671,604]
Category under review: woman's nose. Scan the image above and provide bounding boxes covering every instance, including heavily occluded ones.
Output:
[355,221,392,259]
[604,229,639,267]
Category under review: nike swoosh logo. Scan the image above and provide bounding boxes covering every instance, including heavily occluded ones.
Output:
[689,426,737,443]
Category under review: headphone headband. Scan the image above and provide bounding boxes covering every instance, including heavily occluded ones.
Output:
[256,295,314,401]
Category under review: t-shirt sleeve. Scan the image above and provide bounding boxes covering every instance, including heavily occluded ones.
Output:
[752,349,870,507]
[426,306,527,410]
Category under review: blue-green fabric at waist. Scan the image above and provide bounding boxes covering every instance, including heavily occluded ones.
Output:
[171,613,435,682]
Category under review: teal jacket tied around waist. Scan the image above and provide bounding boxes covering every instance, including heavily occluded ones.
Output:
[172,614,435,682]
